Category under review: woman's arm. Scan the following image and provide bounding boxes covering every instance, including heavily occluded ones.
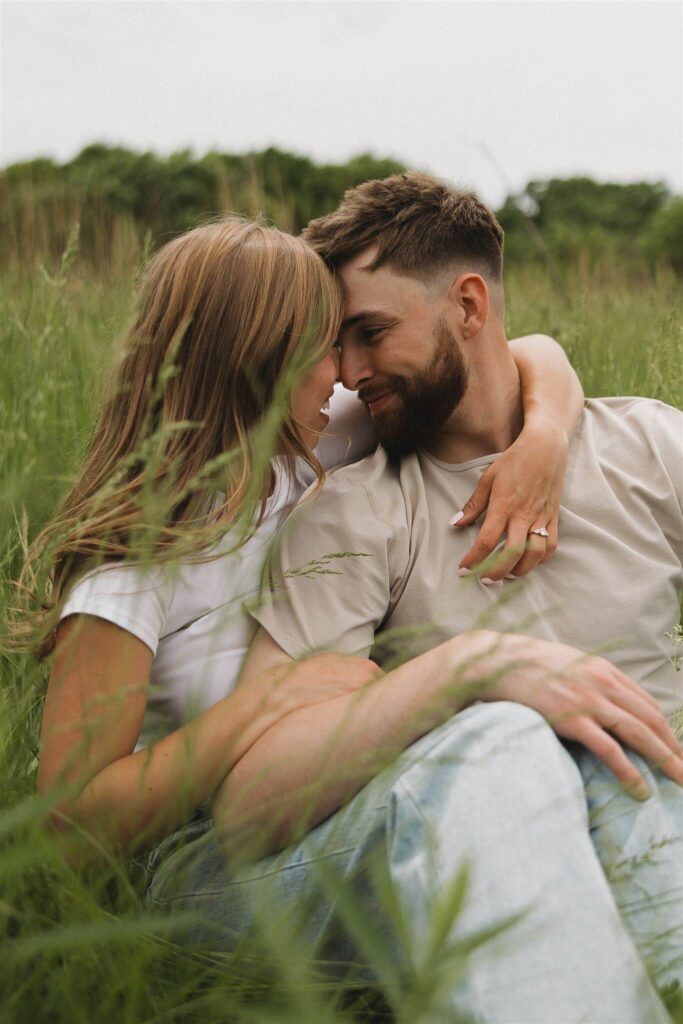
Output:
[511,333,584,439]
[455,334,584,579]
[39,614,379,859]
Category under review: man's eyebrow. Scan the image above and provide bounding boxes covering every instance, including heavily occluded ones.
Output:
[340,310,391,329]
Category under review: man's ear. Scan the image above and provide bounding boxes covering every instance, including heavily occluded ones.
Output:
[450,273,489,339]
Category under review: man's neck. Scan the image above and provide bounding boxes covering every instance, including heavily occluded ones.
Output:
[426,338,523,464]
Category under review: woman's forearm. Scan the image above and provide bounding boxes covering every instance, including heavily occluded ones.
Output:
[46,652,381,860]
[48,661,336,859]
[510,333,584,442]
[62,691,273,855]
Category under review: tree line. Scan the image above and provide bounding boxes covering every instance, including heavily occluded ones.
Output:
[1,144,681,272]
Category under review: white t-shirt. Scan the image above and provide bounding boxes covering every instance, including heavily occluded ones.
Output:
[60,385,374,748]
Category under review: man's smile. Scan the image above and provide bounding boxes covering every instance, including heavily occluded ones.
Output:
[358,387,399,412]
[365,391,396,412]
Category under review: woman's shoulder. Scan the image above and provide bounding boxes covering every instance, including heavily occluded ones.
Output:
[60,560,174,656]
[59,469,301,654]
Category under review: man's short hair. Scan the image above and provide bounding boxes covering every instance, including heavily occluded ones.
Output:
[302,171,505,283]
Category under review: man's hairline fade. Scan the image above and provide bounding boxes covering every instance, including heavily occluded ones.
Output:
[302,171,506,311]
[341,249,505,320]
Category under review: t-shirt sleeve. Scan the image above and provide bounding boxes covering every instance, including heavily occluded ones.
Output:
[653,400,683,565]
[60,562,173,655]
[249,476,394,658]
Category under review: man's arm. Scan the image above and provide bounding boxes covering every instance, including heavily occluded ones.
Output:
[217,626,500,857]
[214,627,683,859]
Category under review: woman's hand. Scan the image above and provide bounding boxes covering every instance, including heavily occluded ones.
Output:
[454,415,569,579]
[478,632,683,798]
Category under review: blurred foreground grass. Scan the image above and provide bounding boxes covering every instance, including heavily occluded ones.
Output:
[0,241,681,1023]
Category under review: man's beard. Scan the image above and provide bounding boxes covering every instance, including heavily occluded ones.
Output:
[361,318,469,458]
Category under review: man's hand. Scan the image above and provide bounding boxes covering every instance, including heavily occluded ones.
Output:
[478,633,683,798]
[214,628,679,858]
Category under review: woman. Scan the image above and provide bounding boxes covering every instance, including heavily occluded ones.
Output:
[22,216,584,859]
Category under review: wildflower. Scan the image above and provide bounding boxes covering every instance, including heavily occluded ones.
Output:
[665,624,683,672]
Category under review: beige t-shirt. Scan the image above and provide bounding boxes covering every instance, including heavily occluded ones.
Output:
[252,398,683,715]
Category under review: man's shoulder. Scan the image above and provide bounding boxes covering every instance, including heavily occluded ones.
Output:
[586,394,679,417]
[315,446,417,504]
[584,395,681,440]
[580,397,681,482]
[291,446,423,539]
[324,444,399,488]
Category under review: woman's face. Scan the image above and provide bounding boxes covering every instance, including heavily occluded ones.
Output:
[290,346,340,449]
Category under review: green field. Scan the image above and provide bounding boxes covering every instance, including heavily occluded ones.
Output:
[1,237,682,1023]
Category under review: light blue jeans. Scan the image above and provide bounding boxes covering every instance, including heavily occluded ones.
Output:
[146,702,683,1023]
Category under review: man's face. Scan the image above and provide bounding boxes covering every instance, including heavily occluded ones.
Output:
[337,247,469,456]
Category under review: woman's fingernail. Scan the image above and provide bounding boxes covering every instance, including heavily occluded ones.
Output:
[457,567,470,577]
[504,573,517,581]
[449,511,464,526]
[481,577,497,586]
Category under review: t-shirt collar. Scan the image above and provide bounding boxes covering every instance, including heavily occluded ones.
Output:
[419,448,502,473]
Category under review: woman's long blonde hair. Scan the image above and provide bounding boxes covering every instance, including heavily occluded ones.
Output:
[16,217,343,658]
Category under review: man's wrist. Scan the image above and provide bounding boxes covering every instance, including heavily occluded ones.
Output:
[457,631,534,704]
[438,629,523,703]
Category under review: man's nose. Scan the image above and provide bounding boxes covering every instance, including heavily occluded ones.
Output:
[339,344,372,392]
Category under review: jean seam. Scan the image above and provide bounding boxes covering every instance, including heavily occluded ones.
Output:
[148,844,365,905]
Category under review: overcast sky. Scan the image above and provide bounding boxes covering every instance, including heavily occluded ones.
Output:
[1,0,681,206]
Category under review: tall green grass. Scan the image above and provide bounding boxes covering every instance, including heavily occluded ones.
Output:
[1,234,682,1023]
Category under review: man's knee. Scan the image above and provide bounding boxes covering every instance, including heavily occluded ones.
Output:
[460,699,550,742]
[403,700,555,765]
[394,700,585,815]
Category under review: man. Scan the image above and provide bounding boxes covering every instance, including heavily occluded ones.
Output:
[166,175,683,1022]
[251,172,682,715]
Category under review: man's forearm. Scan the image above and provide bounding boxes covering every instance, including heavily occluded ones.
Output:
[212,630,504,858]
[213,624,683,859]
